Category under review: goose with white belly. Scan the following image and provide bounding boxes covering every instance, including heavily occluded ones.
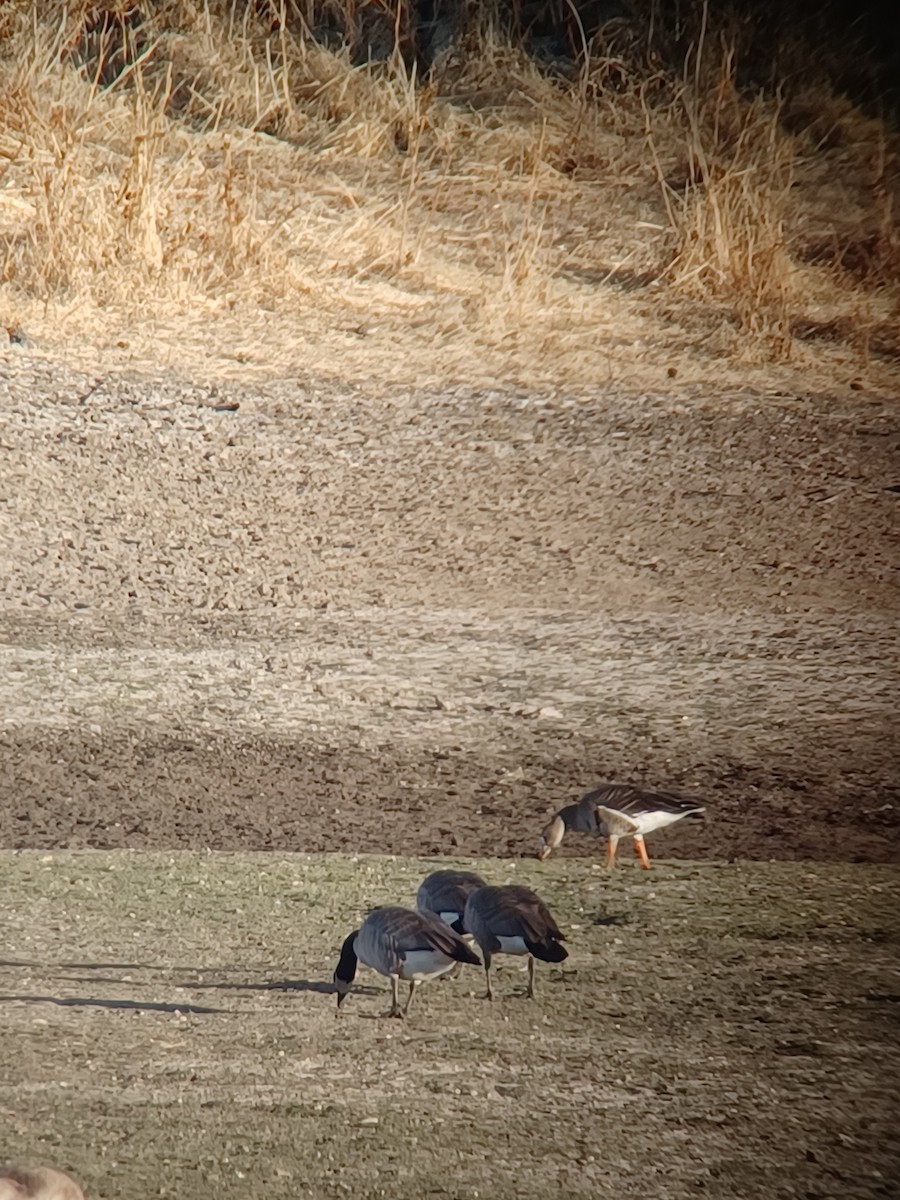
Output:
[333,905,481,1018]
[463,884,567,1001]
[416,869,487,934]
[539,782,705,869]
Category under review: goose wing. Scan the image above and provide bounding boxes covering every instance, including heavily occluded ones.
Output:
[360,906,479,975]
[582,782,705,820]
[504,885,565,943]
[417,870,488,917]
[472,885,566,943]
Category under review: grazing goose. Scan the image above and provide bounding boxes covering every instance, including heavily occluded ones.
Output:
[416,869,488,934]
[463,884,567,1000]
[0,1167,85,1200]
[333,905,481,1018]
[416,868,488,980]
[540,782,705,868]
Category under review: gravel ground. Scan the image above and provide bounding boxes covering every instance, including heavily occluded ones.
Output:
[1,350,897,861]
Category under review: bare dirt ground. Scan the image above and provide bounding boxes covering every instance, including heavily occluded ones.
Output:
[0,348,898,862]
[1,851,898,1200]
[1,348,898,1200]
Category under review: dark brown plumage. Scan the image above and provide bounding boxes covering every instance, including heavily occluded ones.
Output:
[463,884,567,1000]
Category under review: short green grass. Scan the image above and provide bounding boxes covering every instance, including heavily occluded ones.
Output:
[2,852,898,1199]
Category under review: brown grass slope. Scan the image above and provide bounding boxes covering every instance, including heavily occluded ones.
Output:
[0,1,897,393]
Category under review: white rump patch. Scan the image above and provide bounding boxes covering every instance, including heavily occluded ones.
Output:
[632,809,692,834]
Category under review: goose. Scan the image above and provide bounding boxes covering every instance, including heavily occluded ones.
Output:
[416,869,487,935]
[333,905,481,1017]
[416,868,488,980]
[0,1167,85,1200]
[539,782,705,868]
[463,884,567,1000]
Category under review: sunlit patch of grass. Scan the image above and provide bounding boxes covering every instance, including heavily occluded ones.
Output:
[0,2,896,386]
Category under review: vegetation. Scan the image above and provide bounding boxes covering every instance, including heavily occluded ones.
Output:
[0,1,896,383]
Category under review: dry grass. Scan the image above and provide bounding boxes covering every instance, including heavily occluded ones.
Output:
[0,1,897,392]
[648,49,796,358]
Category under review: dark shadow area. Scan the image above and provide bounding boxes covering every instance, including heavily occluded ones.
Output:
[0,959,153,970]
[177,977,363,996]
[267,978,343,995]
[0,993,225,1014]
[791,316,900,361]
[3,697,898,864]
[0,959,377,998]
[62,975,162,987]
[65,2,900,118]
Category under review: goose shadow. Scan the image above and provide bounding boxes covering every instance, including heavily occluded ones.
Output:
[0,993,225,1014]
[0,959,154,970]
[187,978,381,997]
[45,975,344,996]
[0,960,380,1000]
[182,977,376,997]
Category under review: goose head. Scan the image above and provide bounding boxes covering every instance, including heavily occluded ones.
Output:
[537,813,564,860]
[333,929,359,1009]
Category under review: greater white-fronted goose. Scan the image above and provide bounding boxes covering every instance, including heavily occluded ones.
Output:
[540,782,705,868]
[416,869,488,934]
[463,884,567,1000]
[333,905,481,1017]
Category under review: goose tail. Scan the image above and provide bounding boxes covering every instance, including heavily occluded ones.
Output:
[453,940,482,966]
[525,937,568,963]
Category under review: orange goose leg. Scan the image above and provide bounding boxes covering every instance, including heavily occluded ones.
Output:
[605,836,619,868]
[633,834,651,870]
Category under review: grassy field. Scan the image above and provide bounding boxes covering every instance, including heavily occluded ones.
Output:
[2,851,898,1199]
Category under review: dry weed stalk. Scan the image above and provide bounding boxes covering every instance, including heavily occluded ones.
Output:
[650,49,796,357]
[868,131,900,285]
[116,66,171,273]
[494,125,554,313]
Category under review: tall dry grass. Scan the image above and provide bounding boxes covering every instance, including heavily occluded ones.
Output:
[0,1,896,381]
[647,49,796,357]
